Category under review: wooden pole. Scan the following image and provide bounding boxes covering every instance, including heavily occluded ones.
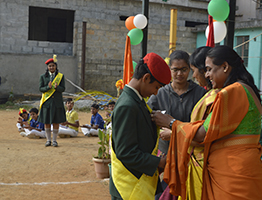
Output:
[81,21,86,89]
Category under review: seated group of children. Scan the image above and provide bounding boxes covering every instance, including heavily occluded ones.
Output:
[17,108,46,138]
[16,98,115,139]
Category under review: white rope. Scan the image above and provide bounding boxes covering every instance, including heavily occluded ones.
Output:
[65,78,86,93]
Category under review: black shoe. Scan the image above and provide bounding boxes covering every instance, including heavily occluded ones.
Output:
[53,141,58,147]
[45,141,51,147]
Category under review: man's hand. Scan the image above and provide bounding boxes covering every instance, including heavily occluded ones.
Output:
[81,124,91,129]
[17,117,22,123]
[60,121,68,126]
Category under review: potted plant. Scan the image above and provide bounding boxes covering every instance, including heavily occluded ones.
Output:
[92,128,111,179]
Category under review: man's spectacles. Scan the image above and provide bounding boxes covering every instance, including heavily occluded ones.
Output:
[170,67,189,73]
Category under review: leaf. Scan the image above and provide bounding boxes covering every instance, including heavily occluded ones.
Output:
[98,129,103,140]
[98,147,103,158]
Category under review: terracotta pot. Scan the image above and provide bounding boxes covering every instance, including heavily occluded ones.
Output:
[92,157,111,179]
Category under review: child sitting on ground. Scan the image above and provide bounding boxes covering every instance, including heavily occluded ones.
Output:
[16,108,31,135]
[58,98,79,137]
[23,108,46,138]
[105,101,115,119]
[81,103,104,137]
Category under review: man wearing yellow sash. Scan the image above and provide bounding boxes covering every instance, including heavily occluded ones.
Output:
[38,55,66,147]
[110,53,171,200]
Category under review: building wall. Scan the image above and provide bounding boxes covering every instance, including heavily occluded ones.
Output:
[0,0,208,97]
[235,0,257,21]
[0,53,77,96]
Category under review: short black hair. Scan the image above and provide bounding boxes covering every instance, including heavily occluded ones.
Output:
[29,108,39,114]
[169,50,190,67]
[133,58,158,84]
[108,101,115,105]
[66,98,73,103]
[91,103,99,109]
[189,46,211,73]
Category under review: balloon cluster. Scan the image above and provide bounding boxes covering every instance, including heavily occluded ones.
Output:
[125,14,148,45]
[205,0,230,43]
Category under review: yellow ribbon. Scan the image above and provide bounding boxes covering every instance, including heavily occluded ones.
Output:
[111,103,160,200]
[19,108,32,124]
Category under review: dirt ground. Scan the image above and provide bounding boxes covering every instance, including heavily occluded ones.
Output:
[0,110,111,200]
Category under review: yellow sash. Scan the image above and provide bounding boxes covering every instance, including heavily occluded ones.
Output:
[190,89,220,122]
[27,115,32,125]
[39,73,63,109]
[111,104,160,200]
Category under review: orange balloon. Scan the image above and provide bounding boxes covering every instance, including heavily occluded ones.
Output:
[125,16,136,30]
[213,19,226,23]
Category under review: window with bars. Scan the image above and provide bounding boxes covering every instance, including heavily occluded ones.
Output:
[236,36,249,67]
[29,6,74,43]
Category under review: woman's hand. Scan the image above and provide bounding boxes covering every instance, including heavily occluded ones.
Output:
[160,128,172,141]
[48,81,52,88]
[151,110,174,129]
[158,156,166,169]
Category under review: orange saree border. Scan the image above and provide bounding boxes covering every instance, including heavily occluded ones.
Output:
[210,135,260,153]
[163,83,251,200]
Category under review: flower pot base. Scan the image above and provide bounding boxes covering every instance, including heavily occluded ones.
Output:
[92,158,111,179]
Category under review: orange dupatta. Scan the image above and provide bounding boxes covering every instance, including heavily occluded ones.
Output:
[163,83,250,200]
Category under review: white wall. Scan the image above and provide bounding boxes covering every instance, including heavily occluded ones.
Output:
[236,0,257,21]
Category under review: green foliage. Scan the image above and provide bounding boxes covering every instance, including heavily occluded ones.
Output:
[0,102,31,110]
[95,129,110,159]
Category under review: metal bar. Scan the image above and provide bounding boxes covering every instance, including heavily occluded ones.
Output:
[141,0,149,58]
[224,0,236,48]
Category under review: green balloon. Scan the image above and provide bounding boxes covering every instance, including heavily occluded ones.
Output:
[132,61,137,71]
[127,28,143,45]
[208,0,230,21]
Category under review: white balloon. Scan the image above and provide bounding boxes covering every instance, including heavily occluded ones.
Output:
[205,21,227,43]
[133,14,148,29]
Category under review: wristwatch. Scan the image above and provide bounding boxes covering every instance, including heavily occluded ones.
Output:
[169,119,176,129]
